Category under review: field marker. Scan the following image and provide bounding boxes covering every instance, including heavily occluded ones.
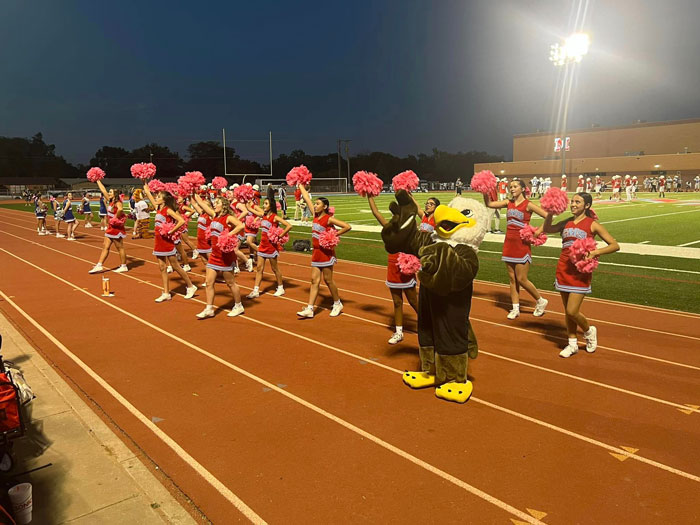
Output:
[678,404,700,416]
[610,446,639,462]
[639,240,650,244]
[601,208,700,225]
[1,245,700,487]
[678,239,700,247]
[527,509,548,520]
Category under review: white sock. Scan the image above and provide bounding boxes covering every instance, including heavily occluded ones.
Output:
[568,337,578,347]
[584,327,594,337]
[333,300,341,306]
[253,286,259,292]
[395,326,403,334]
[307,304,313,310]
[512,303,520,310]
[537,297,546,304]
[234,302,242,308]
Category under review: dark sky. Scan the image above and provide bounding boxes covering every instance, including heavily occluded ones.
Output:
[3,0,700,164]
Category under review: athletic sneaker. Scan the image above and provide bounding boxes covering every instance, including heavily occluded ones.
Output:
[88,264,104,274]
[388,332,404,345]
[182,264,191,272]
[114,265,128,273]
[233,265,240,274]
[329,302,344,317]
[227,304,245,317]
[85,223,93,228]
[38,231,45,236]
[533,298,548,317]
[246,289,260,299]
[506,308,520,320]
[559,344,579,358]
[56,233,65,238]
[155,293,172,303]
[584,326,598,353]
[184,285,197,299]
[196,306,215,319]
[67,236,76,241]
[191,249,199,259]
[166,266,173,274]
[273,286,285,297]
[296,307,314,319]
[246,259,254,272]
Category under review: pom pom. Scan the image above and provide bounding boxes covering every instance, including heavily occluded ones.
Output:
[245,214,261,229]
[185,171,205,188]
[216,230,238,253]
[327,206,335,216]
[541,187,569,215]
[204,224,212,241]
[212,176,228,190]
[108,215,126,229]
[267,225,289,248]
[276,201,282,211]
[234,185,255,203]
[470,170,497,194]
[397,253,421,275]
[177,174,197,196]
[130,162,157,180]
[86,167,106,182]
[352,171,383,197]
[148,179,166,192]
[157,221,182,241]
[569,237,599,274]
[319,228,339,249]
[286,165,313,186]
[164,183,179,197]
[392,170,419,192]
[519,225,547,246]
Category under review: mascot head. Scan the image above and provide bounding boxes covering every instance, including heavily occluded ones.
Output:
[432,197,489,252]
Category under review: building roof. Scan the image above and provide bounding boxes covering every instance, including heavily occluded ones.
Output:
[514,117,700,139]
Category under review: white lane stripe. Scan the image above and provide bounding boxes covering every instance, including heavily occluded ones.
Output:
[0,290,266,525]
[0,251,544,525]
[2,250,698,490]
[678,239,700,247]
[601,209,700,224]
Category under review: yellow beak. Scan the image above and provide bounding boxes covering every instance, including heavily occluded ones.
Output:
[434,204,475,239]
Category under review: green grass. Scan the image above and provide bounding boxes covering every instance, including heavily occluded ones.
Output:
[3,191,699,313]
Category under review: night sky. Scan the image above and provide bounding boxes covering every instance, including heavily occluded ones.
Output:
[3,0,700,164]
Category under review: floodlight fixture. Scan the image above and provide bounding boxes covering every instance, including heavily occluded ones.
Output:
[654,164,661,168]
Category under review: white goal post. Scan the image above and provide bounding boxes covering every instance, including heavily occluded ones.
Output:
[257,178,348,194]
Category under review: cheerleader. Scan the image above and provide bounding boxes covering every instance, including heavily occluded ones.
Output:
[484,179,549,319]
[190,198,212,264]
[542,192,619,357]
[88,181,128,274]
[98,194,108,230]
[192,193,246,318]
[296,184,351,318]
[62,192,78,240]
[80,192,94,228]
[242,202,260,261]
[245,187,293,298]
[51,195,64,237]
[35,196,47,235]
[176,196,198,259]
[368,195,418,344]
[410,194,439,233]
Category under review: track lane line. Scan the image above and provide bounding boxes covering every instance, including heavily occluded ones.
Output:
[1,240,699,485]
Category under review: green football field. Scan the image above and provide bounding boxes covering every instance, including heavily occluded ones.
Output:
[3,190,699,313]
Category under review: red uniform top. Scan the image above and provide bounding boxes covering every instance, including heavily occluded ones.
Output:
[196,213,212,252]
[612,179,621,189]
[501,199,533,264]
[207,215,236,270]
[311,213,336,267]
[561,177,567,191]
[498,181,508,194]
[625,178,632,187]
[294,189,302,201]
[258,213,279,256]
[105,202,126,239]
[555,216,595,294]
[153,206,176,255]
[659,177,666,187]
[419,213,436,233]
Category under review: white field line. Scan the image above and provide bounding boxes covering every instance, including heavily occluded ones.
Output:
[678,239,700,247]
[2,248,699,489]
[601,209,700,224]
[2,227,699,409]
[0,254,547,525]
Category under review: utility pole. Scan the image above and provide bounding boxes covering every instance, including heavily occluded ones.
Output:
[338,139,351,183]
[337,140,341,178]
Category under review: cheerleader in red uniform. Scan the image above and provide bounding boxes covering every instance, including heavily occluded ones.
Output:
[190,197,212,264]
[193,193,246,319]
[245,187,292,298]
[176,196,197,266]
[88,180,129,274]
[296,184,351,318]
[368,195,418,344]
[143,185,198,302]
[231,199,254,272]
[542,192,619,357]
[484,179,549,319]
[409,194,439,233]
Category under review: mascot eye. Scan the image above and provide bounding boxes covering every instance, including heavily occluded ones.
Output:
[461,209,473,218]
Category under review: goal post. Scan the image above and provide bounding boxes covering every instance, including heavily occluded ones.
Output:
[256,177,348,194]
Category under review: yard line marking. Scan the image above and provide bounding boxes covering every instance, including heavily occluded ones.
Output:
[678,239,700,247]
[3,254,698,490]
[0,255,546,525]
[640,241,651,244]
[0,290,267,525]
[601,209,700,224]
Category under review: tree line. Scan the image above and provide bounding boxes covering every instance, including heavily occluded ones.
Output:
[0,133,505,183]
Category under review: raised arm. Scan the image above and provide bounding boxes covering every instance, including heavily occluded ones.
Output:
[409,192,425,219]
[483,192,508,209]
[541,212,568,234]
[298,183,314,210]
[193,193,216,217]
[245,201,264,218]
[190,198,204,215]
[527,201,550,219]
[96,180,110,200]
[142,183,158,208]
[590,222,620,258]
[368,196,389,227]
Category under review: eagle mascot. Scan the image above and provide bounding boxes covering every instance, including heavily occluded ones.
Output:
[382,190,488,403]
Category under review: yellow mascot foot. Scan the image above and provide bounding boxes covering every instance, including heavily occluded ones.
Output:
[435,381,473,404]
[402,371,436,389]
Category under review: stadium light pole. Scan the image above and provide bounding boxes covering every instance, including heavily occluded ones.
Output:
[550,32,590,178]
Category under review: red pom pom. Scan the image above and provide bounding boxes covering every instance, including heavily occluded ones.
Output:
[148,179,166,192]
[470,170,497,194]
[130,163,157,180]
[234,185,255,203]
[212,176,228,190]
[541,187,569,215]
[86,167,106,182]
[286,165,313,186]
[163,183,179,197]
[267,225,289,248]
[245,214,261,229]
[157,221,181,241]
[319,228,339,249]
[519,225,547,246]
[327,206,335,216]
[276,201,282,211]
[108,215,126,228]
[216,230,239,253]
[352,171,383,197]
[392,170,419,192]
[397,253,421,275]
[185,171,205,188]
[569,237,598,273]
[204,224,213,241]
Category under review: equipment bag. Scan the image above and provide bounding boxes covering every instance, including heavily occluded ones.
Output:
[0,375,21,435]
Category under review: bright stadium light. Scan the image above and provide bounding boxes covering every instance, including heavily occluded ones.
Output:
[550,32,590,66]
